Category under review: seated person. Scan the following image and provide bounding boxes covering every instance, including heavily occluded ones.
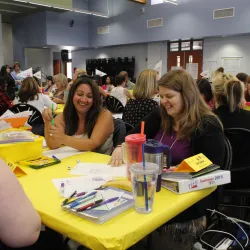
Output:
[122,69,159,127]
[44,76,56,93]
[197,78,215,110]
[0,77,13,116]
[0,158,41,248]
[245,77,250,102]
[119,71,135,90]
[214,75,250,187]
[110,70,225,249]
[14,77,57,114]
[52,73,68,104]
[236,72,248,89]
[105,76,115,92]
[43,77,114,155]
[111,75,133,107]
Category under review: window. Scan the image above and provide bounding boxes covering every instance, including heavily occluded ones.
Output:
[177,56,181,67]
[193,40,203,50]
[170,42,179,51]
[181,41,190,51]
[67,62,72,79]
[189,55,193,63]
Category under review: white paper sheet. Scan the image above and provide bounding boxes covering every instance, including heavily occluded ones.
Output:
[186,63,199,80]
[112,113,123,119]
[154,60,162,78]
[52,176,112,198]
[43,146,84,160]
[70,163,126,177]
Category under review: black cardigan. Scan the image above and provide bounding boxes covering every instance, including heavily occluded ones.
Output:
[128,107,226,222]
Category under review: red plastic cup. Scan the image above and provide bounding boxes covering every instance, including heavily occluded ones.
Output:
[123,134,146,181]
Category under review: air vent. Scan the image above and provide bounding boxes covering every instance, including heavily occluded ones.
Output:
[213,7,234,19]
[147,18,163,28]
[97,26,109,34]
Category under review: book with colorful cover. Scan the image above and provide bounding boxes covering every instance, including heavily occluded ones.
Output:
[61,187,134,224]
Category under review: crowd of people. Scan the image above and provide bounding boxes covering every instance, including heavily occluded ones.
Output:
[0,62,250,249]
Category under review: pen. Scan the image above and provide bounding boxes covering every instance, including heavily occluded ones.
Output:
[87,197,119,210]
[52,155,60,162]
[75,191,87,197]
[76,199,103,212]
[59,182,65,198]
[69,191,97,209]
[51,103,54,126]
[62,190,77,205]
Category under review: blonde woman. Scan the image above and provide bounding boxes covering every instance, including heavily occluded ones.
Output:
[110,70,225,249]
[122,69,159,127]
[52,73,68,104]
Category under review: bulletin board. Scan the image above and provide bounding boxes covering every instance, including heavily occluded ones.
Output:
[221,57,242,75]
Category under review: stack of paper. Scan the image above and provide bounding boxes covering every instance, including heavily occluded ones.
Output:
[43,146,84,160]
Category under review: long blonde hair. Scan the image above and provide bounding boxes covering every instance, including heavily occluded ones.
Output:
[213,73,237,107]
[158,70,221,140]
[54,73,68,89]
[133,69,158,99]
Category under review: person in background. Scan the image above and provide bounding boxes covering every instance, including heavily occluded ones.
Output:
[15,77,57,114]
[214,74,250,130]
[211,67,224,81]
[197,78,215,110]
[0,65,15,100]
[64,70,87,103]
[214,76,250,188]
[122,69,159,127]
[43,77,114,155]
[52,73,67,104]
[44,76,56,93]
[0,77,13,116]
[10,62,23,88]
[110,70,225,250]
[105,76,115,92]
[0,158,41,248]
[245,77,250,102]
[236,72,248,89]
[93,75,109,99]
[111,75,134,107]
[119,71,135,90]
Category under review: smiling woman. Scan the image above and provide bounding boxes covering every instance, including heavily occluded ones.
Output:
[42,77,114,155]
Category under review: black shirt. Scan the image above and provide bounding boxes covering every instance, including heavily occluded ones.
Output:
[122,98,159,127]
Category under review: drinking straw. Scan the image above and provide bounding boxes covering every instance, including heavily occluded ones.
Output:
[51,103,55,126]
[142,144,149,211]
[138,121,145,162]
[141,121,148,211]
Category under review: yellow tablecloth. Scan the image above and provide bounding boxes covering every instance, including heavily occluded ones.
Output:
[18,152,216,250]
[55,104,65,114]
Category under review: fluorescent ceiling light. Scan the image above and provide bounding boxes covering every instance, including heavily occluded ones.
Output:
[0,9,20,13]
[0,1,36,8]
[29,1,51,7]
[163,0,178,5]
[13,0,27,2]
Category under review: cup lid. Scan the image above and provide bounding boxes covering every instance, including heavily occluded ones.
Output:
[144,139,169,154]
[125,134,146,143]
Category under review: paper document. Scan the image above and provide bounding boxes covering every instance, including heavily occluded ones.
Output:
[0,110,32,119]
[112,113,123,119]
[43,146,84,160]
[52,176,112,198]
[70,163,126,177]
[0,120,12,131]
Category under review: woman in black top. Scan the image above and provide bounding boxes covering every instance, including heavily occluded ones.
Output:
[111,70,225,249]
[0,65,15,101]
[122,69,159,127]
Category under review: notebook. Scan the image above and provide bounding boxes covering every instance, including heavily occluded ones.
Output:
[61,187,134,224]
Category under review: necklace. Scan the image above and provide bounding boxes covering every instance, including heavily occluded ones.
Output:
[160,131,178,149]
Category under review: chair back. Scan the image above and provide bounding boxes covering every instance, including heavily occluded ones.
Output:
[224,128,250,167]
[106,96,124,114]
[223,135,232,170]
[10,104,44,127]
[124,121,134,133]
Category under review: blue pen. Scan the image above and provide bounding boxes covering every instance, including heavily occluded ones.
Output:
[69,191,97,209]
[87,196,119,210]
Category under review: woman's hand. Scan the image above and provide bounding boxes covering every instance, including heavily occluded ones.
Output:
[42,108,53,123]
[48,125,66,145]
[108,147,123,167]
